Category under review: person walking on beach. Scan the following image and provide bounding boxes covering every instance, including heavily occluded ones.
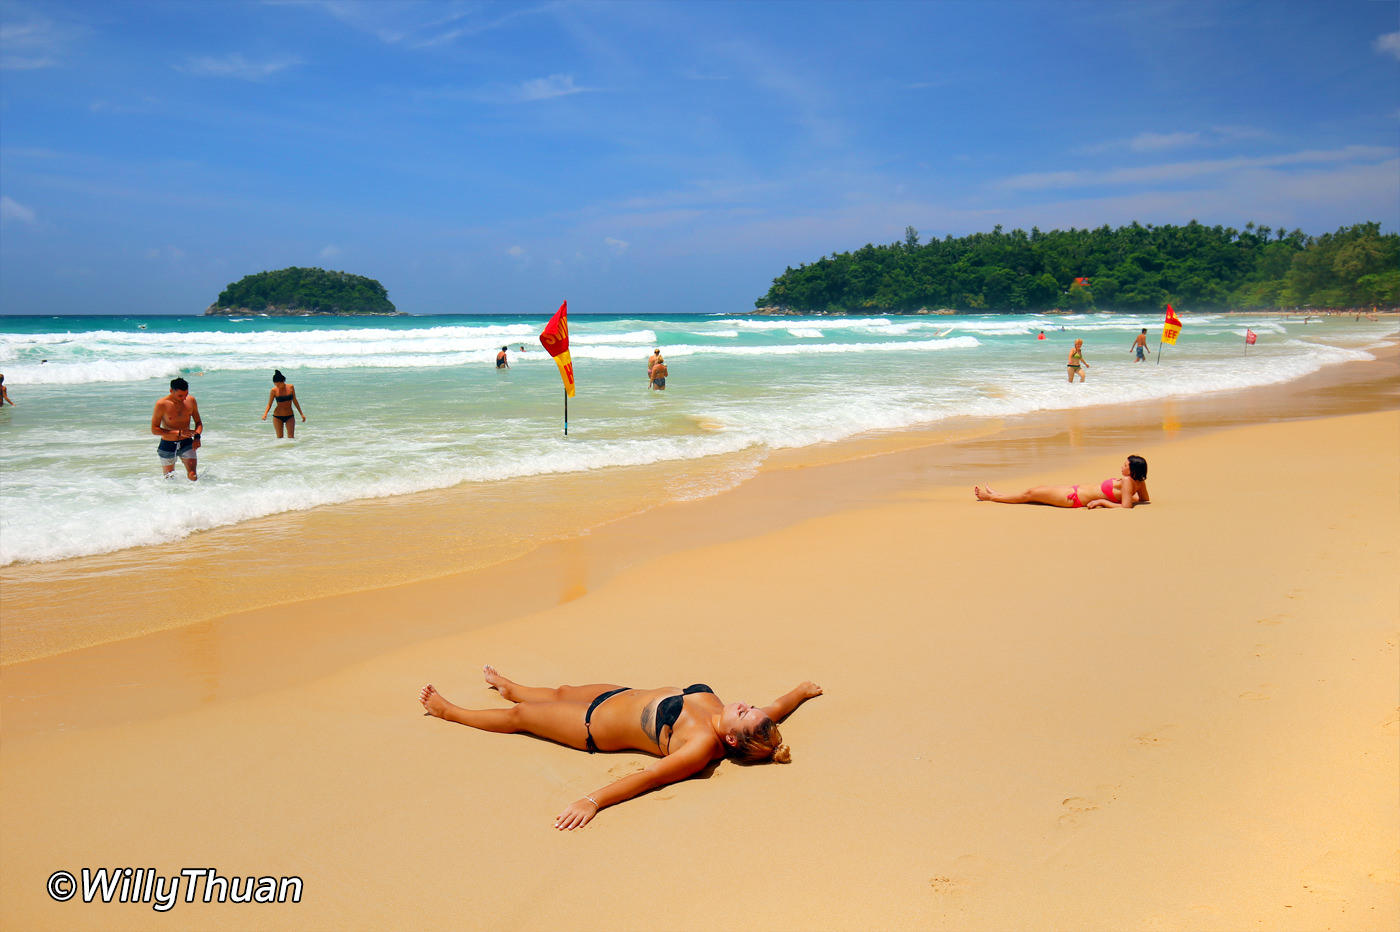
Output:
[420,665,823,829]
[1067,339,1089,382]
[0,374,14,406]
[974,455,1149,509]
[649,355,668,390]
[261,370,305,439]
[151,377,202,481]
[496,346,510,369]
[1131,328,1149,362]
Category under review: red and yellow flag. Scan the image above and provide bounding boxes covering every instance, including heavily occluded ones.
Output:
[1161,304,1183,346]
[539,300,575,397]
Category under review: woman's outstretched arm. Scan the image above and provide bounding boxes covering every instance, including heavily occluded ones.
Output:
[760,681,823,722]
[556,740,713,831]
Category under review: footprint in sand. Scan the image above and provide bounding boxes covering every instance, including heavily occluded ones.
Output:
[1047,786,1120,846]
[1132,725,1179,748]
[1239,684,1276,701]
[928,854,992,896]
[1257,613,1290,626]
[607,760,646,779]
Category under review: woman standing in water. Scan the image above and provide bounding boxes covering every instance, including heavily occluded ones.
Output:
[1067,338,1089,382]
[420,665,823,829]
[260,370,305,438]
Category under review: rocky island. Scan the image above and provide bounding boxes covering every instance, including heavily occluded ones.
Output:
[204,267,403,316]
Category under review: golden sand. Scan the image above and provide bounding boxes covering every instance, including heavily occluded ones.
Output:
[2,354,1396,931]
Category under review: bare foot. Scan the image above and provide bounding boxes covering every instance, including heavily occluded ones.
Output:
[974,485,997,501]
[482,665,523,701]
[420,684,450,718]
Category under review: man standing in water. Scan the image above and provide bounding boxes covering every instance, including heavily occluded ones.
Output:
[151,377,202,480]
[649,355,668,390]
[1131,328,1149,363]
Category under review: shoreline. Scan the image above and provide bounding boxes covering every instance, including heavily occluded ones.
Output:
[2,345,1395,744]
[2,366,1395,929]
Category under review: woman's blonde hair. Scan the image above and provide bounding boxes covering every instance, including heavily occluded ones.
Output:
[728,718,791,764]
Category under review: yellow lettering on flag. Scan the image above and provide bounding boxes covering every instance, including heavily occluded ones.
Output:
[539,300,576,397]
[1161,304,1183,346]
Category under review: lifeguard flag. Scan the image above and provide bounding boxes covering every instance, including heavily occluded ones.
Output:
[1245,328,1258,345]
[539,300,576,397]
[1162,304,1183,346]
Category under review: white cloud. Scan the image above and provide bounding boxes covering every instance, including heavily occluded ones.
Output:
[1129,131,1201,152]
[998,145,1397,191]
[1375,32,1400,60]
[175,53,302,81]
[0,196,36,223]
[145,245,185,262]
[319,244,341,259]
[506,245,526,257]
[604,237,629,254]
[0,11,84,70]
[515,74,587,102]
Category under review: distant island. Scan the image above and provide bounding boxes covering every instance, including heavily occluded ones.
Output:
[755,221,1399,314]
[204,267,402,316]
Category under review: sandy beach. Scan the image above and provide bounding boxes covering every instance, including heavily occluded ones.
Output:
[2,355,1397,931]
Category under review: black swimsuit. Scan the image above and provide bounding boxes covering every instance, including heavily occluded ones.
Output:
[582,684,715,753]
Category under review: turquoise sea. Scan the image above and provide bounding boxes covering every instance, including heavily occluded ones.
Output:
[1,310,1394,568]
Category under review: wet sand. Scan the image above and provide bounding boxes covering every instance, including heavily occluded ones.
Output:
[1,350,1396,931]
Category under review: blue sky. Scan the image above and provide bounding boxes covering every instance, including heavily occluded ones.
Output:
[2,0,1397,316]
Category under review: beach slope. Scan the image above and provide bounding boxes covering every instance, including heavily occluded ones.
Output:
[2,409,1397,931]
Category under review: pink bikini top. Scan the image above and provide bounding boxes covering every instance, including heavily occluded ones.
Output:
[1101,478,1121,503]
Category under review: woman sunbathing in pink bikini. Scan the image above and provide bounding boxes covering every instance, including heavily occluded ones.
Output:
[420,666,823,830]
[974,455,1149,509]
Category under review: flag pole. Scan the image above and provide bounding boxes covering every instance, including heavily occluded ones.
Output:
[1156,342,1162,364]
[564,390,569,436]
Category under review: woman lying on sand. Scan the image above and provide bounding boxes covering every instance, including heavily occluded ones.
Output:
[420,667,823,830]
[975,455,1149,509]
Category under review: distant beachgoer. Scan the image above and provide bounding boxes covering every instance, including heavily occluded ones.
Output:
[1132,328,1148,362]
[151,377,202,481]
[518,344,528,352]
[496,346,510,369]
[1037,331,1046,340]
[647,348,662,383]
[649,356,668,390]
[420,665,823,830]
[974,455,1150,509]
[1067,339,1088,382]
[0,374,13,406]
[261,370,305,439]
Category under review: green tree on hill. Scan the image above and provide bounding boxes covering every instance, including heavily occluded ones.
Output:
[756,221,1398,312]
[212,267,396,314]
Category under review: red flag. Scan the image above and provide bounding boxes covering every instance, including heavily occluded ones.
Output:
[539,301,575,397]
[1245,329,1257,345]
[1072,277,1090,287]
[1162,304,1183,346]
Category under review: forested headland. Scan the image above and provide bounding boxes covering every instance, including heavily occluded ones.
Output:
[205,267,399,315]
[755,221,1399,314]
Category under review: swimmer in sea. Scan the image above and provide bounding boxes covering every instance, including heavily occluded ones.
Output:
[1131,328,1148,363]
[261,369,305,439]
[1067,339,1088,382]
[151,377,202,480]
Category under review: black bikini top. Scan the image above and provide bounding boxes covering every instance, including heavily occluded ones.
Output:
[656,684,715,747]
[275,391,295,403]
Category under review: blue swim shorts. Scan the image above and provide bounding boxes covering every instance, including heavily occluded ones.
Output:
[157,437,196,464]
